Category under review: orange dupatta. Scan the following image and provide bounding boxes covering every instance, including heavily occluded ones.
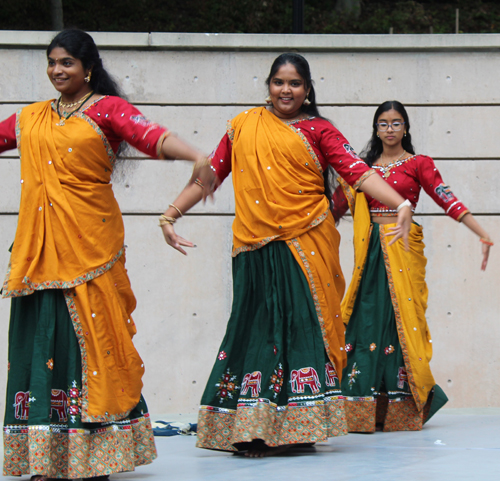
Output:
[3,101,144,421]
[229,107,348,378]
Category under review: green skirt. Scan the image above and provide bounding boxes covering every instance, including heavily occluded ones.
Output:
[340,223,447,432]
[3,289,156,479]
[196,241,347,451]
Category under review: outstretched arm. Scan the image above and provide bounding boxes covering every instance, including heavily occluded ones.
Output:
[160,135,215,200]
[160,133,232,254]
[160,183,205,255]
[415,156,491,270]
[460,213,492,271]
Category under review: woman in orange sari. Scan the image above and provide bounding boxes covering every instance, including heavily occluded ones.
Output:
[160,54,413,456]
[1,29,210,480]
[336,101,492,432]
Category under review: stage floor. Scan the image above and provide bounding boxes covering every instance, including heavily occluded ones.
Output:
[114,409,500,481]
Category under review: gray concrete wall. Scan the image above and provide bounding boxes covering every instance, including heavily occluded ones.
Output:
[0,32,498,416]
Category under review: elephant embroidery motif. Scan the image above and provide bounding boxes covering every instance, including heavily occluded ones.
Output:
[325,362,339,387]
[13,391,32,420]
[51,389,68,422]
[290,367,321,394]
[240,371,262,397]
[397,367,408,389]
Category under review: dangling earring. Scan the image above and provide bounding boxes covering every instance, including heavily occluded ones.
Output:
[303,94,311,106]
[377,133,380,138]
[84,71,92,83]
[404,131,407,137]
[265,95,272,104]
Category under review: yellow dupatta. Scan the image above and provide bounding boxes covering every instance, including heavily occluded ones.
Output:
[3,101,144,421]
[340,179,434,411]
[229,107,348,378]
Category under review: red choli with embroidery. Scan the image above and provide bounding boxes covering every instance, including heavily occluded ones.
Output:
[333,154,469,222]
[0,95,167,157]
[210,116,373,189]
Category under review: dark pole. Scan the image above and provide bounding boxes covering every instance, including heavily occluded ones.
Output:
[50,0,64,30]
[293,0,304,34]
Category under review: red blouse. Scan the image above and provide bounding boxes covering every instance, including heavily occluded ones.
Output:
[0,96,168,157]
[210,116,374,189]
[333,154,469,222]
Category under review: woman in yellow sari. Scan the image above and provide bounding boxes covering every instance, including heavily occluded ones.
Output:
[160,54,413,456]
[336,101,492,432]
[1,29,211,480]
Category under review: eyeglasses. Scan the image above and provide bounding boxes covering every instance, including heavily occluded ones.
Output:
[376,121,405,132]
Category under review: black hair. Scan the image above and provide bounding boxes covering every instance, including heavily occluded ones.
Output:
[47,29,123,98]
[265,53,336,210]
[361,100,416,167]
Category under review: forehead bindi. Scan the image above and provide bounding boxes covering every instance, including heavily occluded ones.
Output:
[48,47,75,62]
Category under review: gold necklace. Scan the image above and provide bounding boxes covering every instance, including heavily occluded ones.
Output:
[59,92,93,109]
[56,91,94,126]
[377,150,407,179]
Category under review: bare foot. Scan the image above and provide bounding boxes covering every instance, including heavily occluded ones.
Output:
[245,445,290,457]
[243,440,290,458]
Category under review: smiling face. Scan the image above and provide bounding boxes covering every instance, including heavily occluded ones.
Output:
[376,108,406,149]
[268,63,309,120]
[47,47,92,101]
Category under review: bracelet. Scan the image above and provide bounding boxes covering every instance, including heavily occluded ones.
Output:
[480,237,494,246]
[397,199,412,212]
[169,203,183,217]
[159,214,176,226]
[194,177,204,188]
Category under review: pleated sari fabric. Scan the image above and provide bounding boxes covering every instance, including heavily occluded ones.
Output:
[3,101,156,478]
[339,181,447,432]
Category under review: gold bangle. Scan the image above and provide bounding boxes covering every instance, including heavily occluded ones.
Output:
[169,203,183,217]
[480,237,494,246]
[194,177,204,188]
[159,214,176,226]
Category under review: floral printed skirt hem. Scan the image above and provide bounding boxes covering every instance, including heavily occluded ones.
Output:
[197,396,347,451]
[344,384,448,433]
[3,411,156,478]
[197,241,347,452]
[3,289,157,477]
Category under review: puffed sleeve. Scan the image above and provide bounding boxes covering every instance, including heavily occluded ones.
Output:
[90,96,169,158]
[416,155,469,221]
[317,121,375,189]
[208,133,233,184]
[0,114,17,154]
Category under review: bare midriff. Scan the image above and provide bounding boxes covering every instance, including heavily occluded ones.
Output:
[371,215,407,225]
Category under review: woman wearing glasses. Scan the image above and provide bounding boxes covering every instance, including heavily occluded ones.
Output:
[334,100,492,432]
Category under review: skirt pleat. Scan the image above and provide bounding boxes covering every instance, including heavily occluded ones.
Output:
[196,241,347,451]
